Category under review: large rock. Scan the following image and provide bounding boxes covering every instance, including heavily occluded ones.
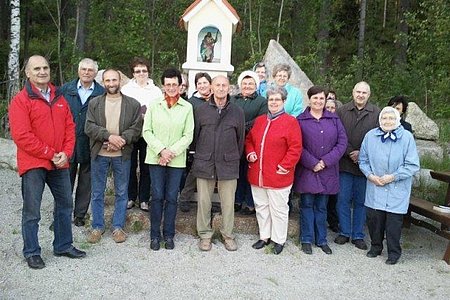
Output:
[415,139,444,160]
[263,39,314,104]
[413,168,442,188]
[405,102,439,141]
[0,138,17,170]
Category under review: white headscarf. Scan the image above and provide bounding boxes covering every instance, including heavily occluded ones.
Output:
[379,106,401,132]
[237,70,260,90]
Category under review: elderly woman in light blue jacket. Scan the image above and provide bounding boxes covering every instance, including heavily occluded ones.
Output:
[359,106,420,265]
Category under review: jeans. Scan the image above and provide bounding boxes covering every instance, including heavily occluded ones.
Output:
[128,137,151,204]
[21,168,73,258]
[91,155,131,230]
[235,159,254,208]
[149,165,184,240]
[336,172,367,240]
[300,193,329,246]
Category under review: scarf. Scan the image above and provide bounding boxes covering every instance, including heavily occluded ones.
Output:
[381,130,397,143]
[268,109,285,120]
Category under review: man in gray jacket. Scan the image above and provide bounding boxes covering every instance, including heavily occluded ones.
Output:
[84,69,142,244]
[335,81,380,250]
[191,75,245,252]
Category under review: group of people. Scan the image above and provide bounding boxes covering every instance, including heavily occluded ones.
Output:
[9,55,419,270]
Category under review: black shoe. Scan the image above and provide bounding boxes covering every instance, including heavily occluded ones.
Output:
[54,247,86,259]
[273,243,284,255]
[165,238,175,250]
[301,243,312,255]
[319,244,332,255]
[351,239,368,250]
[74,217,85,227]
[150,239,160,251]
[252,239,270,249]
[385,258,399,265]
[179,201,190,213]
[234,203,242,212]
[334,235,350,245]
[366,248,382,258]
[241,207,256,215]
[26,255,45,269]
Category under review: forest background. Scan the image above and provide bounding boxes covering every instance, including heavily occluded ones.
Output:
[0,0,449,119]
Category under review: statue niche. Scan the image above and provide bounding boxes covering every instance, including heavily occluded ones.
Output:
[198,26,221,63]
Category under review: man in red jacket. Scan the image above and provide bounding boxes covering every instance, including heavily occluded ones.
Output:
[9,55,86,270]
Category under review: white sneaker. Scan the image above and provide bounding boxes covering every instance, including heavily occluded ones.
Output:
[140,202,149,211]
[127,200,135,209]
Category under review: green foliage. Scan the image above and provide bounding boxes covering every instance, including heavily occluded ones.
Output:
[0,0,448,116]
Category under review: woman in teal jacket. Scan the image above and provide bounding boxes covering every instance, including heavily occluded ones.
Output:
[359,106,420,265]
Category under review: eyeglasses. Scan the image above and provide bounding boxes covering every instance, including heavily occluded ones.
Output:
[134,69,148,74]
[164,83,179,88]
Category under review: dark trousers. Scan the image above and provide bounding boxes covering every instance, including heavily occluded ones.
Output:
[128,137,151,204]
[235,158,254,208]
[179,152,196,202]
[366,207,404,260]
[69,161,91,219]
[327,194,339,229]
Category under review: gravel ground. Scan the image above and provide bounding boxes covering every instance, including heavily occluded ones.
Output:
[0,168,449,299]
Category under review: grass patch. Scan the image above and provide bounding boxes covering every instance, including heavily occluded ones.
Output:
[130,220,144,233]
[412,178,447,205]
[78,242,92,250]
[420,154,450,172]
[436,119,450,145]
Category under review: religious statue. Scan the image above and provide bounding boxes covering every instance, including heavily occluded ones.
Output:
[200,31,218,63]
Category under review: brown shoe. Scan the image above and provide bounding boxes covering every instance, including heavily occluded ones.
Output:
[87,229,104,244]
[199,238,212,251]
[223,238,237,251]
[112,228,127,243]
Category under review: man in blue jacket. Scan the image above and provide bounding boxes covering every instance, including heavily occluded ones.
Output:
[60,58,104,227]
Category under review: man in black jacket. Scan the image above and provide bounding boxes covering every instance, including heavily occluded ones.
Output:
[191,75,245,252]
[60,58,104,227]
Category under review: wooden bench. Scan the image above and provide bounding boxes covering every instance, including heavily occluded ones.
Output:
[405,170,450,264]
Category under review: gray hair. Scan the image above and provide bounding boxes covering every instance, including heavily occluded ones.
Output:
[78,58,98,73]
[272,63,292,79]
[266,83,288,100]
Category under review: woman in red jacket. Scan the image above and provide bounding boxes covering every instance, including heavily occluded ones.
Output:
[245,84,302,254]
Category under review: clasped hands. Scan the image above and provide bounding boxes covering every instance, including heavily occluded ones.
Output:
[52,152,67,168]
[368,174,395,186]
[105,135,126,152]
[313,160,325,172]
[159,148,175,166]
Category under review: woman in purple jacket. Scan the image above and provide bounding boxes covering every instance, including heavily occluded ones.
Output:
[294,86,348,255]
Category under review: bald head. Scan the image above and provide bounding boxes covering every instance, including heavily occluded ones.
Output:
[211,75,230,102]
[352,81,371,110]
[25,55,50,90]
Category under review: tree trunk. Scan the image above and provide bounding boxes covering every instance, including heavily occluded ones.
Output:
[5,0,20,137]
[74,0,88,52]
[7,0,20,102]
[248,0,255,56]
[395,0,410,66]
[357,0,367,80]
[257,1,262,53]
[276,0,285,43]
